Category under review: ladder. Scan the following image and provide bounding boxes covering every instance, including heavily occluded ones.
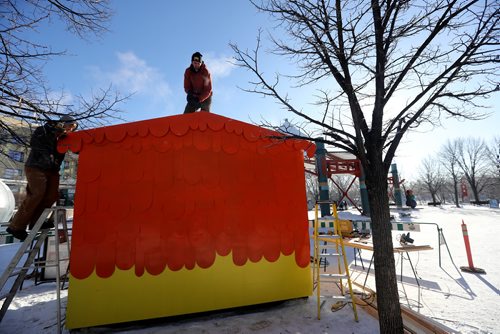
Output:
[0,207,71,333]
[312,201,358,321]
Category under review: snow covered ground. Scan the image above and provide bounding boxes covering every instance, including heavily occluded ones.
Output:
[382,204,500,334]
[0,204,498,334]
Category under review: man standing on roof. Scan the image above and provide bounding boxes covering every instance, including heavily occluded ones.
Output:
[6,115,78,241]
[184,52,213,113]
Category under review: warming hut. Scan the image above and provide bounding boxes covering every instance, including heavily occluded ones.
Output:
[58,112,314,328]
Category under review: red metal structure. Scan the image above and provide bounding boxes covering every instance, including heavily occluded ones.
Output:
[326,152,362,213]
[306,151,363,213]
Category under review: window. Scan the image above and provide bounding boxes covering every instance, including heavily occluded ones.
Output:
[8,150,24,162]
[8,185,20,193]
[3,168,22,179]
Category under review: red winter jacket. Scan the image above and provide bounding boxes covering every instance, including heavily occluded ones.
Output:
[184,63,213,103]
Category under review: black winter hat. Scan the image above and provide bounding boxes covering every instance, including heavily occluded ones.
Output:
[58,115,78,130]
[191,52,203,62]
[59,115,76,124]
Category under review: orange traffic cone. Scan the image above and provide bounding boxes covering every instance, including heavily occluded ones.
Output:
[460,220,486,274]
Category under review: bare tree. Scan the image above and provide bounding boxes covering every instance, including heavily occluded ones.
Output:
[419,156,445,204]
[328,174,351,200]
[489,136,500,177]
[488,137,500,198]
[410,180,431,203]
[1,0,125,147]
[305,172,319,200]
[438,178,454,204]
[440,139,463,207]
[457,137,494,202]
[231,1,499,331]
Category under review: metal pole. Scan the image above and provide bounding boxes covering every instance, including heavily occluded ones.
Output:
[438,228,457,269]
[437,226,442,268]
[314,141,330,216]
[391,163,403,208]
[359,165,370,216]
[55,208,62,334]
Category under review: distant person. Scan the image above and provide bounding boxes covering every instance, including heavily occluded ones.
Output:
[183,51,213,114]
[6,116,78,241]
[405,189,417,209]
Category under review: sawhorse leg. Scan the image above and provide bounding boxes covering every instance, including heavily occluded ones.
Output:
[362,253,375,292]
[400,251,421,310]
[353,248,365,270]
[400,251,421,288]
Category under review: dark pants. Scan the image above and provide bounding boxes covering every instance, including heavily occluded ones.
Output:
[9,166,60,231]
[184,95,212,114]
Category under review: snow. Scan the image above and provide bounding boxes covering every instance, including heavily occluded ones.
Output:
[1,204,499,333]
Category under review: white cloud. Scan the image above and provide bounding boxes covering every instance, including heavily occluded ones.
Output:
[203,54,235,78]
[90,51,172,100]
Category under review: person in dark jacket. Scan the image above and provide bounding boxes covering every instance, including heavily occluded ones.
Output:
[184,52,213,113]
[6,116,78,241]
[405,189,417,209]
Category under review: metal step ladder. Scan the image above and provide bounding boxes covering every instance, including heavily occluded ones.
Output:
[0,207,71,333]
[312,201,358,321]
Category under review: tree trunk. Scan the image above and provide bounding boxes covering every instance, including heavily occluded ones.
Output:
[453,176,460,208]
[365,162,404,333]
[471,184,480,203]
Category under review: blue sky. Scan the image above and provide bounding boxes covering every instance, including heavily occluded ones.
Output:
[40,1,275,122]
[31,0,499,181]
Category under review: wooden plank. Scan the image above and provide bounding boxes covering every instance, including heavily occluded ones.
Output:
[351,282,455,334]
[313,237,432,253]
[393,245,433,253]
[310,219,421,232]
